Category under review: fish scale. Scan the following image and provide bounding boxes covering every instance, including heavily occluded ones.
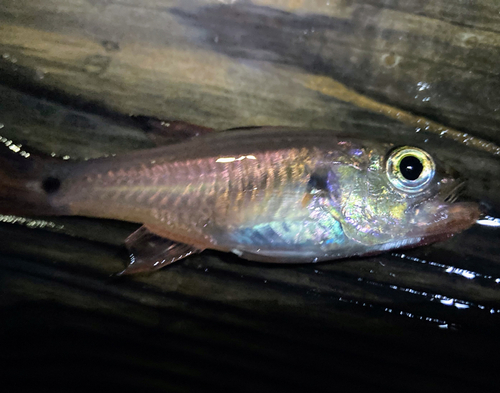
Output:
[54,146,314,245]
[0,126,476,270]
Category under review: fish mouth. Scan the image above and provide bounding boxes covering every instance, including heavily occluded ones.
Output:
[432,201,480,233]
[435,177,482,234]
[409,201,481,246]
[442,180,466,204]
[424,178,480,235]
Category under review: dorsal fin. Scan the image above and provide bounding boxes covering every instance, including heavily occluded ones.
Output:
[130,115,215,146]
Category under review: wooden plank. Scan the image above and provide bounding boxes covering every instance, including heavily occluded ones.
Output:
[1,1,500,391]
[0,0,499,143]
[0,84,500,392]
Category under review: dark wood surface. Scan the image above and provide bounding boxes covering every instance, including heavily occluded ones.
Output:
[1,1,500,392]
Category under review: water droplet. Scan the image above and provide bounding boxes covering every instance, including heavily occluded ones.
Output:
[461,33,479,48]
[382,53,401,68]
[102,40,120,52]
[417,81,431,91]
[35,68,46,80]
[83,55,111,75]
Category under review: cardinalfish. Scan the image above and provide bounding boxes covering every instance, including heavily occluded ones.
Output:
[0,124,480,274]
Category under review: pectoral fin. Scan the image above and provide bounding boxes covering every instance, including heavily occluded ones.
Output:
[118,225,202,275]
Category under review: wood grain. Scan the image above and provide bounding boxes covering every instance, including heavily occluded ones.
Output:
[1,0,499,141]
[0,1,499,392]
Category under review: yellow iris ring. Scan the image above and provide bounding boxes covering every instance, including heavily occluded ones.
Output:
[386,147,436,193]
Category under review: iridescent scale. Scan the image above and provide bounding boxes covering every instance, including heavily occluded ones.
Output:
[50,128,366,260]
[46,127,479,264]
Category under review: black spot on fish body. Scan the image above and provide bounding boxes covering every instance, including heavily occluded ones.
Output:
[307,170,329,193]
[305,166,342,205]
[42,177,61,194]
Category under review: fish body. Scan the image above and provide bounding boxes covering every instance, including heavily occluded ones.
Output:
[0,127,480,273]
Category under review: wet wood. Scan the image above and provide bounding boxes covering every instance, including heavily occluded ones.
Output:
[0,1,500,392]
[1,0,499,141]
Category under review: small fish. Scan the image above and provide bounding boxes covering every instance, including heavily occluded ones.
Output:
[0,126,480,274]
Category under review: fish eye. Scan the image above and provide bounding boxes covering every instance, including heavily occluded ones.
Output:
[386,147,435,193]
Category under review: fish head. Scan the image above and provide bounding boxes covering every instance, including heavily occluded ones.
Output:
[336,144,480,250]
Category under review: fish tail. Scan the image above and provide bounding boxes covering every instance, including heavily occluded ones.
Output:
[0,141,67,216]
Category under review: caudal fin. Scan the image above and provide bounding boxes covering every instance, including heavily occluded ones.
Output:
[0,139,66,216]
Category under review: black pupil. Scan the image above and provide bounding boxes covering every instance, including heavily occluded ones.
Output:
[399,156,423,181]
[42,177,61,193]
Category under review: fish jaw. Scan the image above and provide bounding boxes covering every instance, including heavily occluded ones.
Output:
[348,202,481,257]
[408,201,481,243]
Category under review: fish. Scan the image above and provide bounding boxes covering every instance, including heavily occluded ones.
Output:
[0,125,480,274]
